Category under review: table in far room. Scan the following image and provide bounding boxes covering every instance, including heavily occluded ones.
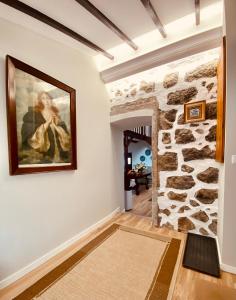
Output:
[127,167,152,195]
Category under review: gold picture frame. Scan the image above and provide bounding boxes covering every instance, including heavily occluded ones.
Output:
[184,100,206,123]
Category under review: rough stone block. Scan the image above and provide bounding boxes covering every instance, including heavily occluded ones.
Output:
[197,167,219,183]
[205,125,216,142]
[177,113,184,125]
[162,132,171,144]
[166,176,195,190]
[199,228,209,236]
[206,82,215,92]
[190,199,200,207]
[163,72,179,88]
[185,60,218,82]
[159,152,178,171]
[195,189,218,204]
[208,219,217,235]
[160,208,171,216]
[167,191,187,201]
[191,210,209,222]
[175,129,196,144]
[181,164,194,173]
[178,205,191,213]
[206,102,217,119]
[195,129,204,134]
[210,212,218,217]
[159,109,177,130]
[139,80,155,93]
[178,217,195,231]
[165,109,178,122]
[167,87,198,105]
[162,222,174,230]
[182,145,215,161]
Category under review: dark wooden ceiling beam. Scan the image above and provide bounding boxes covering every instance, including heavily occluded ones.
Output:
[0,0,114,60]
[195,0,200,25]
[124,130,151,145]
[75,0,138,51]
[140,0,167,38]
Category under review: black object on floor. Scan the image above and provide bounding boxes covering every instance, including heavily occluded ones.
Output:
[182,232,220,277]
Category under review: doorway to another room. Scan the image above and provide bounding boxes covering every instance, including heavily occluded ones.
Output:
[124,126,152,218]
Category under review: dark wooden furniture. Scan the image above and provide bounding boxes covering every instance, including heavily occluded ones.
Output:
[127,169,151,195]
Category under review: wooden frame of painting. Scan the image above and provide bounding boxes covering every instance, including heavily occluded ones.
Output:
[6,55,77,175]
[184,100,206,123]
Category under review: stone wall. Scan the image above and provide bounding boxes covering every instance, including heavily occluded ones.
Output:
[107,50,220,237]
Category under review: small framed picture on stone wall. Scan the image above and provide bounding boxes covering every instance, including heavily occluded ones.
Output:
[184,100,206,123]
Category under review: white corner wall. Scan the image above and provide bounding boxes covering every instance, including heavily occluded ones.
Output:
[0,18,123,284]
[219,0,236,273]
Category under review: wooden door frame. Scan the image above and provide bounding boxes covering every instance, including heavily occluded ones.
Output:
[115,97,160,225]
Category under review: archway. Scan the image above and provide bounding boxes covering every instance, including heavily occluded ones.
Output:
[110,100,160,225]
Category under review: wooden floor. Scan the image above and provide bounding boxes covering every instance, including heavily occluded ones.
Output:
[131,187,152,217]
[1,212,236,300]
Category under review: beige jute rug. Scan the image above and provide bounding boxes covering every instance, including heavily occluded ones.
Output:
[14,224,182,300]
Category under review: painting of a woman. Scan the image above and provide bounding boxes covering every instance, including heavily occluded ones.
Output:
[20,91,71,165]
[6,55,76,174]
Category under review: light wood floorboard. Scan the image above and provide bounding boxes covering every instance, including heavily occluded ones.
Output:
[131,188,152,217]
[1,212,236,300]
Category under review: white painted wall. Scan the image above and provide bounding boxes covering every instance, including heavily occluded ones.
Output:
[0,18,122,283]
[110,126,124,211]
[219,0,236,272]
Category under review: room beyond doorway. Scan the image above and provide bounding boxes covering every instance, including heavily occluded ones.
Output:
[124,126,152,218]
[110,102,159,225]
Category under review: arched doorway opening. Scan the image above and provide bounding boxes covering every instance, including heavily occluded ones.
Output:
[110,103,160,225]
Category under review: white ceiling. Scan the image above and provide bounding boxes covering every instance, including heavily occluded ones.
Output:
[0,0,223,67]
[92,0,221,41]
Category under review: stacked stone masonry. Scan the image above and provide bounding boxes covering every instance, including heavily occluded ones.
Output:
[109,51,220,237]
